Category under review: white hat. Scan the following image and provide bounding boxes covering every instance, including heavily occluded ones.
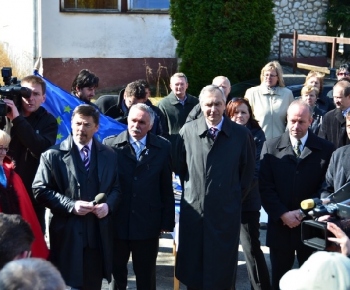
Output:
[280,251,350,290]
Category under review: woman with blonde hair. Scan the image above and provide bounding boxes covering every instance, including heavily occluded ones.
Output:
[245,61,294,140]
[303,70,334,112]
[0,130,48,259]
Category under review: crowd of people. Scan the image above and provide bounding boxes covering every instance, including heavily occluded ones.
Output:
[1,62,350,290]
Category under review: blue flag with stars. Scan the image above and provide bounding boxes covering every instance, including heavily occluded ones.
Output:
[34,71,127,144]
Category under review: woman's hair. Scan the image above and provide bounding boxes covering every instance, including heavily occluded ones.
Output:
[260,61,285,87]
[301,85,319,97]
[226,98,261,129]
[303,71,324,95]
[0,130,11,147]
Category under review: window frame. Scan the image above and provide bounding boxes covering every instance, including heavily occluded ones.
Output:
[60,0,169,14]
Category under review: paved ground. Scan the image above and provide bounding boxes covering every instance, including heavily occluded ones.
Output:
[101,229,271,290]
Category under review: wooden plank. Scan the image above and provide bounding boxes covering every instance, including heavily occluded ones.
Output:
[298,34,335,43]
[297,63,330,74]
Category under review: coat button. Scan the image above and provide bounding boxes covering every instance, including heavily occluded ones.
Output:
[134,177,138,181]
[133,194,136,197]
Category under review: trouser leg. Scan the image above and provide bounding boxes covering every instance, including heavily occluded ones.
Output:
[109,239,131,290]
[131,238,159,290]
[240,211,271,290]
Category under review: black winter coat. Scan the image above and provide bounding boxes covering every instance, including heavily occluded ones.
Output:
[8,106,57,203]
[33,136,121,286]
[260,131,334,249]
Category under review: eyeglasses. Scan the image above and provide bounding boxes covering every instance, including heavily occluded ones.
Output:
[0,147,9,153]
[264,74,278,78]
[337,72,350,77]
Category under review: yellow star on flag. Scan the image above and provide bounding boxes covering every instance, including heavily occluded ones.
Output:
[64,106,72,113]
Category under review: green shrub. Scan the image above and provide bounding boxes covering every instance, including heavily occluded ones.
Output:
[169,0,275,96]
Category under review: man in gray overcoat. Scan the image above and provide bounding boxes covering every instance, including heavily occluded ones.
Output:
[33,105,121,289]
[175,85,256,290]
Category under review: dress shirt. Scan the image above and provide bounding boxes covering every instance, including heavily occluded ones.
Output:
[290,131,308,153]
[75,140,93,161]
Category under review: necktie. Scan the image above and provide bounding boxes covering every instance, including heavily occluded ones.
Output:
[82,146,90,171]
[293,140,302,157]
[135,141,144,160]
[209,127,219,140]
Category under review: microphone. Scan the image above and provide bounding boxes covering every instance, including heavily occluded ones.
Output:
[92,193,107,205]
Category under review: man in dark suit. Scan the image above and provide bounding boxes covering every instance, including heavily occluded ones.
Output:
[95,80,169,138]
[175,85,255,290]
[260,100,334,289]
[318,79,350,148]
[103,103,174,290]
[33,105,121,290]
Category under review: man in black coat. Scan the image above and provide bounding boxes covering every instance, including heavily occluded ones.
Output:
[175,85,255,290]
[322,112,350,198]
[4,75,57,231]
[33,105,121,289]
[95,80,169,138]
[318,79,350,149]
[260,100,334,289]
[103,103,174,290]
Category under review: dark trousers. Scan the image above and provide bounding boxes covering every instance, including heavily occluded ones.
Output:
[68,247,103,290]
[109,237,159,290]
[33,203,46,234]
[236,211,271,290]
[269,245,314,290]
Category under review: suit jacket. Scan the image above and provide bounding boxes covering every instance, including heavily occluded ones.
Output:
[32,135,121,286]
[259,130,334,249]
[318,108,350,149]
[103,131,174,240]
[322,144,350,198]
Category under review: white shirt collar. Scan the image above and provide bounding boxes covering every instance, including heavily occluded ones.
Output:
[129,135,147,147]
[75,140,93,152]
[290,131,308,148]
[206,117,224,131]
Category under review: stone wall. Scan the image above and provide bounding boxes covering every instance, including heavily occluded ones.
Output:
[271,0,329,58]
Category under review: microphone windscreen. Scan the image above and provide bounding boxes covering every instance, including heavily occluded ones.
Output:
[301,199,315,210]
[94,193,107,205]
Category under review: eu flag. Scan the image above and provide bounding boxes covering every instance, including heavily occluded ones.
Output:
[34,71,127,144]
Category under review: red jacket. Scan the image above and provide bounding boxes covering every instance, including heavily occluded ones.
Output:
[1,160,49,259]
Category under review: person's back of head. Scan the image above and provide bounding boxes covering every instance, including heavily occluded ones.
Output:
[0,258,66,290]
[280,251,350,290]
[0,213,34,269]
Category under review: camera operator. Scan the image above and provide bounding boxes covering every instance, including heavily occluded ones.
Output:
[4,75,58,233]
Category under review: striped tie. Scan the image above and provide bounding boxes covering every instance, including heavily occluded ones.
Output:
[82,146,90,171]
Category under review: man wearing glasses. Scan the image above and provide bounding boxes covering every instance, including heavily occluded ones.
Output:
[327,63,350,99]
[319,79,350,148]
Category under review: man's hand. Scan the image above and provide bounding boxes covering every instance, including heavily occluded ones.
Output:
[327,222,350,256]
[4,99,20,120]
[280,210,302,228]
[92,203,109,219]
[73,200,94,215]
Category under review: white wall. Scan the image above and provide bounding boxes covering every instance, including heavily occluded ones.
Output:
[41,2,177,58]
[0,0,37,77]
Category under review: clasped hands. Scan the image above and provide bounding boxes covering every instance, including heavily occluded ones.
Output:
[73,200,108,219]
[280,210,303,228]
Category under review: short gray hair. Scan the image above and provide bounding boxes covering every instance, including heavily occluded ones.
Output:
[0,258,66,290]
[199,85,226,104]
[128,103,155,126]
[171,72,188,83]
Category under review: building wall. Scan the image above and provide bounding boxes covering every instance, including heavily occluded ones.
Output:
[0,1,329,92]
[0,0,37,78]
[271,0,329,58]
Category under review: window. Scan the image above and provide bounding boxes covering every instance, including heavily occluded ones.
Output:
[129,0,169,10]
[60,0,169,13]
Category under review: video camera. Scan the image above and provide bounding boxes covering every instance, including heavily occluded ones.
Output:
[300,182,350,250]
[0,67,32,116]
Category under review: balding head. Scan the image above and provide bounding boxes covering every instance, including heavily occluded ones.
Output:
[212,76,231,98]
